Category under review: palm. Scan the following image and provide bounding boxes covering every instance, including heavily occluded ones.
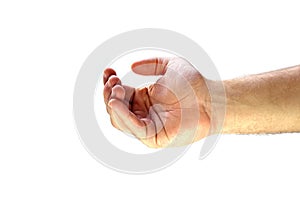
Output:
[104,58,210,148]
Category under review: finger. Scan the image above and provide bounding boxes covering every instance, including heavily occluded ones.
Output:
[108,98,148,139]
[103,68,117,84]
[103,75,121,105]
[111,85,126,101]
[122,85,135,108]
[131,57,169,75]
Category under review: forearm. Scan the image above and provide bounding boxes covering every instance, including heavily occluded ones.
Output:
[220,65,300,134]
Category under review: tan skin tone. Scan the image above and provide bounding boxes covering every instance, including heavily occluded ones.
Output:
[103,58,210,148]
[103,57,300,148]
[222,65,300,134]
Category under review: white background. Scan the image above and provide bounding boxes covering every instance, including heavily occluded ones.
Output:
[1,0,299,199]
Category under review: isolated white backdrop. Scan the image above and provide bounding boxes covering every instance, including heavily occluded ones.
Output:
[0,0,300,200]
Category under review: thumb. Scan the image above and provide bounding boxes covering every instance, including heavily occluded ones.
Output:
[131,58,169,76]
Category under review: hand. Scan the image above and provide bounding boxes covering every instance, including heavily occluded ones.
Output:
[103,57,211,148]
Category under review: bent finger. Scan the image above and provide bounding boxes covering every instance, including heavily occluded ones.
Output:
[103,75,121,105]
[108,98,149,139]
[103,68,117,84]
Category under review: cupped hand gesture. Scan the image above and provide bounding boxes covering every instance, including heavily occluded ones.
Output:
[103,57,211,148]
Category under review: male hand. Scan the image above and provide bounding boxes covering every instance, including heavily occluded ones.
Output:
[103,57,211,148]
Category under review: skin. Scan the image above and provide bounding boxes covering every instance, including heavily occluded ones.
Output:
[103,57,300,148]
[222,65,300,134]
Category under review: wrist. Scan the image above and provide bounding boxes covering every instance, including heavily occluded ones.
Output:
[195,78,226,138]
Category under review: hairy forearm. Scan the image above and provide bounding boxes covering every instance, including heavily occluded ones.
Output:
[219,65,300,134]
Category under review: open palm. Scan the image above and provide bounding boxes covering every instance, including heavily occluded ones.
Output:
[103,57,211,148]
